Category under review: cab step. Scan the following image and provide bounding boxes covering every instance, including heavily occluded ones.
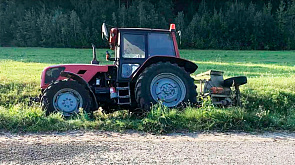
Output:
[116,83,131,105]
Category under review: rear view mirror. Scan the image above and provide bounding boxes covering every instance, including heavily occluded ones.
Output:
[102,23,109,40]
[177,30,182,45]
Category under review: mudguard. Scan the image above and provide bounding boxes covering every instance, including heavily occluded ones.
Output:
[131,56,198,81]
[60,71,98,110]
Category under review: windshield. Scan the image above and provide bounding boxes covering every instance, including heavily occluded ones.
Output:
[148,33,175,56]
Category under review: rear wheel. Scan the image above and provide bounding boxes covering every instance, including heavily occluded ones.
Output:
[135,62,197,110]
[41,80,92,116]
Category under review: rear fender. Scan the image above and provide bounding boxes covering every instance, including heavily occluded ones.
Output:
[131,56,198,82]
[60,71,98,110]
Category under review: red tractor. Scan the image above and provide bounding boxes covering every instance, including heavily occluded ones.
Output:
[39,24,198,116]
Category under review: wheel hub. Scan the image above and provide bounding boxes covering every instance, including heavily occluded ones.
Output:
[157,82,177,100]
[53,88,83,114]
[57,93,78,112]
[150,73,186,107]
[160,83,175,96]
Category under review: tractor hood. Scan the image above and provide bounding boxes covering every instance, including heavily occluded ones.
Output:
[41,64,113,89]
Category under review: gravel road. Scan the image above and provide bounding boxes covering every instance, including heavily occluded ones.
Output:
[0,131,295,165]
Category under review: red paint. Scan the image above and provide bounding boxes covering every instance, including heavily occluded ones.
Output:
[109,28,118,50]
[41,64,114,89]
[171,32,180,58]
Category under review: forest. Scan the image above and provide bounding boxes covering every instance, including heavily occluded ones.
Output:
[1,0,295,50]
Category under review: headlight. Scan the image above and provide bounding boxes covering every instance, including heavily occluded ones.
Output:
[121,64,140,78]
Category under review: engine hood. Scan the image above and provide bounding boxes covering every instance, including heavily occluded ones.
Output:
[41,64,114,89]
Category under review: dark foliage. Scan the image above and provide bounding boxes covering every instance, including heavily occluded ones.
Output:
[0,0,295,50]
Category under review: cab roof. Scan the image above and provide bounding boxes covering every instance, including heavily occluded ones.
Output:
[118,28,171,33]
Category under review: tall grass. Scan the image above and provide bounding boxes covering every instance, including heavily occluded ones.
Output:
[1,102,294,133]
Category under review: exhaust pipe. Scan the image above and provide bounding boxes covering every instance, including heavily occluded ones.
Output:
[91,43,99,65]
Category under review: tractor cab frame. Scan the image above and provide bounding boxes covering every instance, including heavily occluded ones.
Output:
[108,27,180,82]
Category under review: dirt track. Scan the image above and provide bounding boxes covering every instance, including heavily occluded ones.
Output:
[0,131,295,165]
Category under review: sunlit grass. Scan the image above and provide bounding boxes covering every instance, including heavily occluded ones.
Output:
[181,49,295,66]
[193,61,295,77]
[0,47,110,64]
[0,60,47,83]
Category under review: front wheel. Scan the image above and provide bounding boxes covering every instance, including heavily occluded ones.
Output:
[135,62,197,110]
[41,80,92,116]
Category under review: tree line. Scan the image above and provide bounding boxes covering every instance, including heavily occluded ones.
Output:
[1,0,295,50]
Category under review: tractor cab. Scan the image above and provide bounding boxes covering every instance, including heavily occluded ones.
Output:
[103,23,180,81]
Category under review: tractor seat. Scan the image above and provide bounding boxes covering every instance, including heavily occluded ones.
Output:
[223,76,247,87]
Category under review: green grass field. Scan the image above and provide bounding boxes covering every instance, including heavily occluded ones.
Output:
[0,47,295,133]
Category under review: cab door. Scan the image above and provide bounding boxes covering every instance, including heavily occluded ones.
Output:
[117,31,147,81]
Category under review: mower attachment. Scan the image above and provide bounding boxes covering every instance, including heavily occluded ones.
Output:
[193,70,247,107]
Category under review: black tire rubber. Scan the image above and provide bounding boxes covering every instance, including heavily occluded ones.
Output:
[223,76,247,87]
[41,80,92,116]
[135,62,197,111]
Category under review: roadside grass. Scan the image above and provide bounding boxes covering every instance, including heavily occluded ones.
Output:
[1,103,295,133]
[0,47,294,133]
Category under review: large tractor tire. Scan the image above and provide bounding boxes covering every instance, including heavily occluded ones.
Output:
[41,80,92,116]
[135,62,197,110]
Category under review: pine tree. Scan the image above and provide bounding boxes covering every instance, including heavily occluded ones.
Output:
[276,0,287,49]
[112,12,117,27]
[0,0,24,46]
[175,12,185,47]
[2,0,295,49]
[138,1,147,27]
[284,1,295,49]
[15,9,40,46]
[69,10,82,46]
[156,0,174,24]
[186,13,201,48]
[38,7,54,47]
[119,4,127,27]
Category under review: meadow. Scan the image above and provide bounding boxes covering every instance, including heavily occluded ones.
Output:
[0,47,295,133]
